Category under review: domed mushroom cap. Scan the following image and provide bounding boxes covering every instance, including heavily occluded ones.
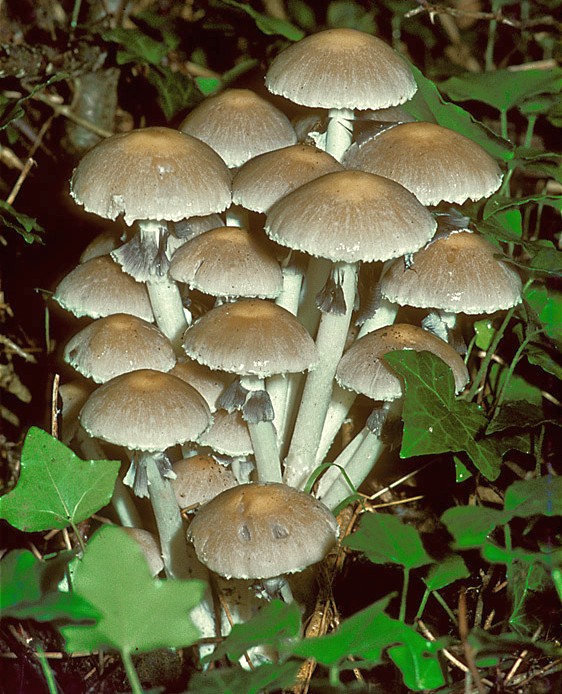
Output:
[172,454,238,510]
[198,409,253,458]
[344,122,503,205]
[80,369,211,451]
[170,358,234,412]
[70,127,232,225]
[179,89,296,168]
[266,28,416,110]
[265,170,436,263]
[188,482,339,579]
[80,229,122,263]
[182,299,318,378]
[53,256,154,322]
[337,323,470,401]
[170,227,283,299]
[64,313,176,384]
[59,379,94,445]
[381,231,522,314]
[232,144,343,213]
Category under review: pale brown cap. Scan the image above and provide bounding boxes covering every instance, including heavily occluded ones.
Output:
[172,455,238,510]
[53,256,154,322]
[355,105,415,123]
[381,231,522,314]
[198,409,253,458]
[187,482,339,579]
[336,323,470,401]
[170,358,234,412]
[232,144,343,213]
[265,28,416,110]
[80,369,211,451]
[122,528,164,577]
[179,89,296,168]
[70,127,232,225]
[265,170,437,262]
[182,299,318,378]
[80,230,123,263]
[344,122,503,205]
[170,227,283,299]
[59,379,94,445]
[64,313,176,384]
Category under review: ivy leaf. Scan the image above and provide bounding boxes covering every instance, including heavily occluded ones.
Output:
[468,628,560,667]
[60,526,205,655]
[102,26,169,65]
[525,343,562,381]
[221,0,304,40]
[488,363,544,406]
[384,351,503,480]
[0,200,44,244]
[0,550,98,622]
[504,476,562,518]
[484,193,562,219]
[487,401,555,434]
[482,542,562,570]
[195,76,222,96]
[441,506,507,549]
[403,66,512,162]
[525,285,562,342]
[187,661,301,694]
[386,623,446,691]
[423,554,470,592]
[474,318,496,350]
[343,513,432,570]
[211,600,302,663]
[146,66,198,120]
[439,68,562,114]
[326,1,376,33]
[0,427,120,532]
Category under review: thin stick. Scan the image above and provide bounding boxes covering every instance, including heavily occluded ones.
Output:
[51,373,60,440]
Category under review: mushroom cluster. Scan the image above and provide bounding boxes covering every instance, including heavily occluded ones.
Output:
[55,25,521,659]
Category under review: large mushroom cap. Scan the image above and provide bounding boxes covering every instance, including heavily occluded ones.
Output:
[232,144,343,213]
[265,28,416,110]
[188,482,339,579]
[182,299,318,378]
[265,170,436,263]
[336,323,470,401]
[171,455,238,510]
[70,127,232,225]
[53,256,154,322]
[344,121,503,205]
[381,231,522,314]
[80,369,211,451]
[179,88,296,168]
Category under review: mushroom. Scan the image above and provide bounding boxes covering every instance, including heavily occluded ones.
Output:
[171,454,238,512]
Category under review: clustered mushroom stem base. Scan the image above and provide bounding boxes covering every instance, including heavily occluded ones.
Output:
[284,262,358,489]
[146,276,189,352]
[297,256,331,337]
[316,384,357,465]
[316,427,369,498]
[144,453,192,579]
[325,107,355,162]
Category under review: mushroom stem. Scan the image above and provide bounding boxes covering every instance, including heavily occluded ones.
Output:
[240,375,282,483]
[297,256,331,337]
[357,297,399,338]
[146,275,190,351]
[225,204,249,228]
[325,107,355,162]
[144,452,192,579]
[315,384,357,464]
[284,262,358,489]
[316,426,369,495]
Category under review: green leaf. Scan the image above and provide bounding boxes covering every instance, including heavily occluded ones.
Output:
[423,554,470,592]
[211,600,302,663]
[288,0,317,31]
[484,193,562,219]
[468,628,560,666]
[504,476,562,518]
[146,66,198,120]
[441,506,507,549]
[0,74,68,131]
[102,26,169,65]
[195,76,222,96]
[525,343,562,381]
[454,456,473,482]
[60,526,205,655]
[487,401,554,434]
[343,513,432,570]
[0,550,98,622]
[289,595,392,667]
[439,68,562,113]
[326,1,377,33]
[221,0,304,40]
[525,285,562,341]
[386,625,446,691]
[0,427,120,532]
[488,363,544,406]
[384,351,503,480]
[0,200,44,244]
[403,66,513,162]
[187,661,301,694]
[482,542,562,570]
[474,318,496,350]
[509,560,551,634]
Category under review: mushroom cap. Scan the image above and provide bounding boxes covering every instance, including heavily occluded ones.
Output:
[179,89,296,168]
[169,227,283,299]
[198,409,253,457]
[355,105,415,123]
[344,121,503,206]
[336,323,470,401]
[381,231,522,314]
[63,313,176,384]
[265,170,437,263]
[232,144,343,213]
[187,482,339,579]
[265,28,416,110]
[80,369,211,451]
[59,379,94,445]
[70,127,232,225]
[171,455,238,510]
[80,230,123,263]
[53,256,154,322]
[170,358,234,412]
[182,299,318,378]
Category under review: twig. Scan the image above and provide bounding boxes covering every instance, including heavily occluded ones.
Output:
[0,335,37,363]
[51,373,60,440]
[32,92,113,138]
[459,588,487,694]
[504,626,542,683]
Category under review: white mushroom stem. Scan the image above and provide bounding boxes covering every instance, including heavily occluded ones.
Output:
[240,375,282,483]
[297,256,331,337]
[357,297,399,338]
[315,427,369,496]
[284,262,358,489]
[138,220,189,351]
[315,384,357,465]
[144,453,192,579]
[325,107,355,162]
[224,204,249,228]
